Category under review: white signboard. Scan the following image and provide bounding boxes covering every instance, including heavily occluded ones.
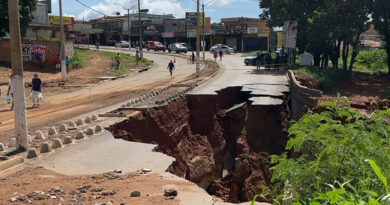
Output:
[247,27,258,34]
[31,4,47,25]
[187,29,197,38]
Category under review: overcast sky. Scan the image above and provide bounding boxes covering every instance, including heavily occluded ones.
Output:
[50,0,262,22]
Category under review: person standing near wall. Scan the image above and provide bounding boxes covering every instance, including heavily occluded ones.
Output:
[55,55,61,72]
[65,56,70,72]
[7,74,14,110]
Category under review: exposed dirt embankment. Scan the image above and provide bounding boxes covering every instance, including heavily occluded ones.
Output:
[109,88,288,203]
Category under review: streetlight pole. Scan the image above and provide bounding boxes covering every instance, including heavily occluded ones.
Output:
[138,0,143,59]
[202,3,205,60]
[196,0,200,77]
[127,8,131,50]
[8,0,29,151]
[59,0,67,81]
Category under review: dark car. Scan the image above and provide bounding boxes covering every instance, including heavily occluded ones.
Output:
[244,51,272,66]
[179,43,194,51]
[168,43,188,53]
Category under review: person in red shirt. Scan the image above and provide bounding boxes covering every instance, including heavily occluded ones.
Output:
[55,55,61,71]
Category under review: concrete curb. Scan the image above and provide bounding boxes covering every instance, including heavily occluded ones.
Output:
[0,157,24,173]
[195,60,223,87]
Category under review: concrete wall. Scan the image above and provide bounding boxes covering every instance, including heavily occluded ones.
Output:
[287,70,322,120]
[0,39,74,70]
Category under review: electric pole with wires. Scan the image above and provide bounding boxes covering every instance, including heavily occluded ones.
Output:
[59,0,68,81]
[196,0,200,77]
[8,0,29,151]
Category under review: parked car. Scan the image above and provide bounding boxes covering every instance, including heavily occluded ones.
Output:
[167,43,188,53]
[244,51,272,66]
[147,41,166,52]
[179,43,194,51]
[209,44,234,54]
[115,41,129,48]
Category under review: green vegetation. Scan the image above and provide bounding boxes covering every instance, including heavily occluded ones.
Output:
[355,49,389,73]
[292,66,350,92]
[101,51,153,77]
[0,0,36,37]
[71,48,93,69]
[268,97,390,204]
[41,36,60,42]
[260,0,390,74]
[242,51,256,57]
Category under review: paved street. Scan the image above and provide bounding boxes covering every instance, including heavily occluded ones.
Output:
[191,53,289,100]
[0,48,198,141]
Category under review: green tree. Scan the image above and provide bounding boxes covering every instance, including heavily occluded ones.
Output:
[0,0,37,37]
[259,0,370,70]
[371,0,390,74]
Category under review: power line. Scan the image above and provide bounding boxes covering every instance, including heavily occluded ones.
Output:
[205,0,217,6]
[74,0,108,16]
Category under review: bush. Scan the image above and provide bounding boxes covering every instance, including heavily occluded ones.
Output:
[270,97,390,203]
[70,48,84,69]
[293,66,350,92]
[356,49,388,73]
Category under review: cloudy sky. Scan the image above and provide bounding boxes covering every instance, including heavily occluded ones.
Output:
[50,0,262,22]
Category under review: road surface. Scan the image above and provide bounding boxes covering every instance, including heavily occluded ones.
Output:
[0,48,198,142]
[191,53,289,100]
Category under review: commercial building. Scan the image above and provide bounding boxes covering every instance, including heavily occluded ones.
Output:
[211,17,272,52]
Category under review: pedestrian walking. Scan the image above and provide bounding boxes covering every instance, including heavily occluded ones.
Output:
[191,52,195,64]
[219,50,223,61]
[115,53,121,70]
[7,74,14,110]
[55,54,61,71]
[167,60,175,76]
[95,41,100,51]
[213,51,218,61]
[30,73,43,108]
[65,56,70,71]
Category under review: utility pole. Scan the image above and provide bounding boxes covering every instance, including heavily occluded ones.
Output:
[138,0,143,59]
[196,0,200,77]
[127,8,131,51]
[59,0,67,81]
[8,0,29,151]
[202,3,205,60]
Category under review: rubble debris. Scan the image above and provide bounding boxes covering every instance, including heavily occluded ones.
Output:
[35,131,45,140]
[130,191,141,197]
[40,142,52,153]
[27,148,38,159]
[52,138,62,149]
[48,127,57,136]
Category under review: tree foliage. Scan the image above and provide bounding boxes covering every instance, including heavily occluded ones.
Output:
[259,0,371,70]
[370,0,390,74]
[270,97,390,203]
[0,0,36,37]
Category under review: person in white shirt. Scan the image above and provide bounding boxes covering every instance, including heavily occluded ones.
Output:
[7,74,14,110]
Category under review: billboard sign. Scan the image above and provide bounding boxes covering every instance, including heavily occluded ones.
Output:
[48,15,75,25]
[22,44,47,62]
[247,27,258,34]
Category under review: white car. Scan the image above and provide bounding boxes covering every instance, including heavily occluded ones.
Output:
[209,44,234,54]
[115,41,130,48]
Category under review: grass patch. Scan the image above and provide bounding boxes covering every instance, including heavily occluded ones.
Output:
[101,51,154,77]
[71,48,94,69]
[379,88,390,99]
[291,65,351,93]
[338,49,388,74]
[241,51,256,57]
